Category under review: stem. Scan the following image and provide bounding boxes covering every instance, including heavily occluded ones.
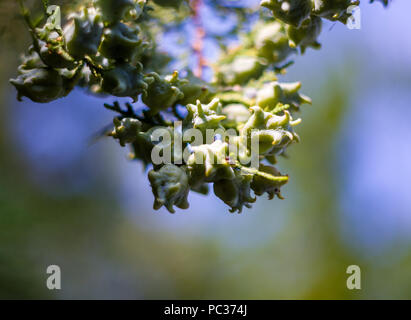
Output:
[172,105,185,121]
[104,102,155,125]
[84,56,105,76]
[191,0,206,79]
[233,161,289,183]
[42,0,49,12]
[17,0,35,30]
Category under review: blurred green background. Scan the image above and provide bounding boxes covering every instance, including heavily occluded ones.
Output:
[1,0,411,299]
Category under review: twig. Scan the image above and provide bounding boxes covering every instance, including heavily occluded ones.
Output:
[191,0,206,79]
[104,102,155,125]
[232,161,289,183]
[42,0,49,12]
[84,56,105,77]
[172,105,185,120]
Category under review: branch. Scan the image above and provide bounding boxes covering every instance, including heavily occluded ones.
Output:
[191,0,206,79]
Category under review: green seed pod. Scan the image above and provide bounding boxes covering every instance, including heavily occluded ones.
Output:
[129,125,183,168]
[311,0,355,23]
[287,16,322,53]
[268,132,297,156]
[213,171,255,213]
[178,82,211,106]
[176,74,212,106]
[250,164,288,199]
[94,0,137,24]
[30,5,76,69]
[145,126,184,165]
[241,106,294,133]
[123,124,184,166]
[101,62,150,101]
[187,140,235,185]
[183,99,226,137]
[33,30,75,69]
[60,66,85,94]
[148,164,190,213]
[240,106,266,136]
[34,37,76,69]
[152,0,184,9]
[260,0,312,28]
[256,81,311,112]
[17,50,45,72]
[241,106,300,155]
[109,117,142,147]
[10,67,65,103]
[217,56,264,85]
[254,22,296,64]
[40,5,63,34]
[190,183,209,195]
[142,72,184,115]
[130,131,155,166]
[99,22,142,61]
[265,154,278,165]
[64,7,104,59]
[253,129,293,154]
[226,135,253,166]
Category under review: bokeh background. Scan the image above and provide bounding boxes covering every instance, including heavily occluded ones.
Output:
[1,0,411,299]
